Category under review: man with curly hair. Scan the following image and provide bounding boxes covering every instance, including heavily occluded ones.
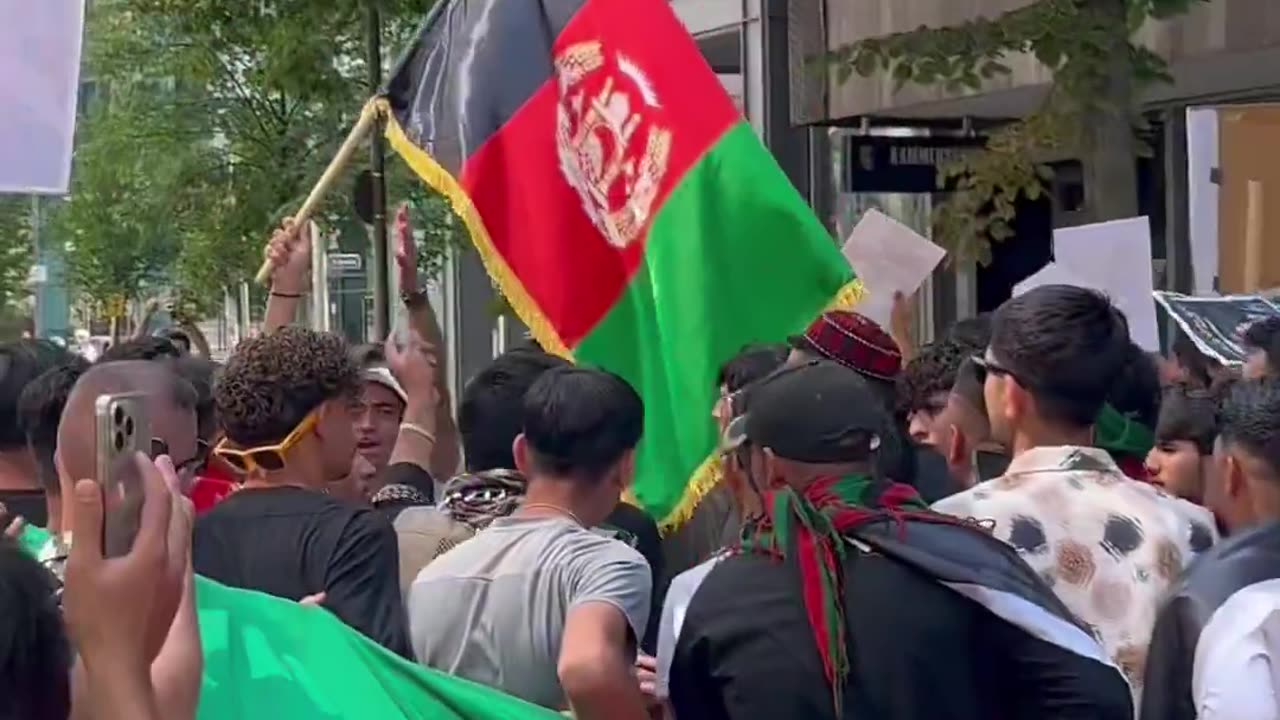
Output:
[193,326,411,657]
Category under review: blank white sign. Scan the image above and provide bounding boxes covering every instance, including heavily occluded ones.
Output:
[0,1,85,194]
[1052,216,1161,352]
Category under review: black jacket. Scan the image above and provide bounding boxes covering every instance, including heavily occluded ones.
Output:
[671,515,1133,720]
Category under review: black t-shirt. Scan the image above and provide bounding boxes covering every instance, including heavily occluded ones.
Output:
[0,489,47,528]
[600,501,667,654]
[671,541,1132,720]
[192,486,411,658]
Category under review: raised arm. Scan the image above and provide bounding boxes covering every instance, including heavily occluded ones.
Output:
[262,219,313,334]
[395,202,461,479]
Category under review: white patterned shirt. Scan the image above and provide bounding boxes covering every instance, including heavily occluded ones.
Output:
[934,446,1218,710]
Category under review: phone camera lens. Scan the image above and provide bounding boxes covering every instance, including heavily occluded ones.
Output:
[114,431,125,451]
[125,418,134,436]
[114,406,124,424]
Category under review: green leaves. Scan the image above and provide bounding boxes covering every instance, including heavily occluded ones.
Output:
[824,0,1206,264]
[59,0,454,316]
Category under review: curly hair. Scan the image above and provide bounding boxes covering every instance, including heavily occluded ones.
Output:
[897,339,973,415]
[214,327,359,446]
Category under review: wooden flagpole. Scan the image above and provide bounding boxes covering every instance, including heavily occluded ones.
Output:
[253,100,382,286]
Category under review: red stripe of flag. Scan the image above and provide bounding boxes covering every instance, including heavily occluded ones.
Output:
[458,0,739,346]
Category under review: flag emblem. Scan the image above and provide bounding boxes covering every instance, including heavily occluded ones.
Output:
[555,40,672,249]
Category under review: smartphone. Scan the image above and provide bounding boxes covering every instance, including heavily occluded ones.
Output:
[95,393,151,558]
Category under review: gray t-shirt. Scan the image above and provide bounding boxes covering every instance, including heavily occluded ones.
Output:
[407,515,652,709]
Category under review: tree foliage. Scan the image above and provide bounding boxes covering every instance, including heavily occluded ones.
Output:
[0,196,34,325]
[59,0,463,319]
[832,0,1209,263]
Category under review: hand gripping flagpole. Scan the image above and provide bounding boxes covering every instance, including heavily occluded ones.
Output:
[253,99,383,286]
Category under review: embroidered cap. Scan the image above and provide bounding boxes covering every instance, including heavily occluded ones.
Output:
[789,311,903,381]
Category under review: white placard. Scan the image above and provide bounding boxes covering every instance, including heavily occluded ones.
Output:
[1187,107,1220,295]
[0,1,85,194]
[1052,216,1160,351]
[841,209,946,329]
[1013,261,1090,298]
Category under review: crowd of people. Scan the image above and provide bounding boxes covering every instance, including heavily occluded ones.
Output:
[4,206,1280,720]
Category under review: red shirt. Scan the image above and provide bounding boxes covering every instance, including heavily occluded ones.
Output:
[190,463,238,514]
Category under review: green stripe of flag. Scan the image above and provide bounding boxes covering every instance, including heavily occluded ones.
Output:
[576,122,853,522]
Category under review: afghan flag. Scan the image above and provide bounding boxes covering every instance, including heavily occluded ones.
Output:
[18,525,562,719]
[381,0,857,528]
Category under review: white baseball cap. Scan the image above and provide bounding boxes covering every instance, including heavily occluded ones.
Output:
[361,366,408,404]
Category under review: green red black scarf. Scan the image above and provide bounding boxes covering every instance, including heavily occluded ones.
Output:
[739,475,940,713]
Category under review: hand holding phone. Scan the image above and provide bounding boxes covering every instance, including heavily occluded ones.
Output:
[95,393,151,558]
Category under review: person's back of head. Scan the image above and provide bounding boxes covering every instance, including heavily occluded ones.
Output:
[99,336,181,363]
[18,358,90,496]
[1107,342,1162,431]
[515,366,643,524]
[1210,379,1280,534]
[987,285,1130,439]
[1242,317,1280,380]
[458,348,569,473]
[947,313,993,349]
[1171,332,1218,388]
[0,340,72,454]
[0,540,70,720]
[717,344,789,395]
[173,356,220,442]
[57,361,200,501]
[157,328,192,355]
[213,327,359,485]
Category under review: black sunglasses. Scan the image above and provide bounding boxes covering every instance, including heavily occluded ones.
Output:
[150,437,211,480]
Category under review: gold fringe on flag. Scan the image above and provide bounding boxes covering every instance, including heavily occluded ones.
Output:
[656,277,865,534]
[376,98,573,362]
[382,98,864,532]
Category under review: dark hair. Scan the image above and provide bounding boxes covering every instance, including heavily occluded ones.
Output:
[521,366,644,480]
[459,348,569,472]
[1107,343,1162,430]
[716,344,788,394]
[1172,332,1218,389]
[1243,317,1280,376]
[1155,383,1223,456]
[18,358,90,493]
[158,328,191,353]
[897,339,971,415]
[990,285,1130,427]
[214,327,359,446]
[1218,379,1280,476]
[173,357,220,442]
[0,341,72,450]
[0,540,71,720]
[947,313,993,349]
[350,343,386,368]
[100,336,181,363]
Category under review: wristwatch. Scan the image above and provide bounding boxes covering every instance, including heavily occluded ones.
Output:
[401,289,428,308]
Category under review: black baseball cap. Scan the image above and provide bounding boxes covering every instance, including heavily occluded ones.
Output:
[723,360,884,463]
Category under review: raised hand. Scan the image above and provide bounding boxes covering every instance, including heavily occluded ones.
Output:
[394,202,419,295]
[385,325,440,415]
[265,217,313,296]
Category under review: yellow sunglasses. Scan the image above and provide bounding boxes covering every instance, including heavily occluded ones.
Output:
[214,411,319,474]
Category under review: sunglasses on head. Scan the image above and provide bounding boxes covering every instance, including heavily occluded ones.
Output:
[970,355,1033,388]
[213,411,318,474]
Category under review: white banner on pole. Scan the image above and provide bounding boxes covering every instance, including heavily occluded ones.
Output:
[0,0,86,195]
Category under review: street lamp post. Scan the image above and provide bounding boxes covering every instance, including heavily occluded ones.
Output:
[366,1,390,341]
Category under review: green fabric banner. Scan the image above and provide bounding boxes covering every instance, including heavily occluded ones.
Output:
[17,526,563,720]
